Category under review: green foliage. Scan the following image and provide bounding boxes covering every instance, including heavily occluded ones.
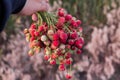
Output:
[50,0,120,25]
[4,15,17,35]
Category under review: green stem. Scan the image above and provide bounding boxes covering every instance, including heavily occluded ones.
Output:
[37,13,43,25]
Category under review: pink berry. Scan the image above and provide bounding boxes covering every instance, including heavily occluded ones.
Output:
[53,33,59,41]
[70,32,78,39]
[76,20,82,25]
[32,13,38,21]
[65,74,72,79]
[68,39,74,45]
[76,49,82,54]
[44,55,50,60]
[50,60,56,65]
[59,64,65,71]
[65,14,72,21]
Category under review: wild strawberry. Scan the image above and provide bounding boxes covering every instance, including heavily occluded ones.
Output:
[59,64,65,71]
[75,38,84,46]
[79,27,83,32]
[56,49,62,56]
[76,44,83,49]
[76,49,82,54]
[30,37,35,42]
[70,20,79,28]
[51,53,58,59]
[30,23,36,29]
[65,58,72,65]
[28,50,34,56]
[65,74,72,79]
[53,33,59,41]
[58,17,65,24]
[50,60,56,65]
[38,25,44,32]
[32,13,38,21]
[66,45,71,49]
[60,32,68,43]
[65,14,72,21]
[58,8,64,17]
[68,39,74,45]
[73,22,78,28]
[44,55,50,60]
[79,37,84,44]
[24,28,29,34]
[70,20,75,26]
[29,29,35,37]
[71,46,76,50]
[76,20,82,25]
[51,40,60,49]
[35,47,41,53]
[32,40,39,46]
[65,52,71,59]
[34,31,39,36]
[70,32,78,39]
[29,42,34,48]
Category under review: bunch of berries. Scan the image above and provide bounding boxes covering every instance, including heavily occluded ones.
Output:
[24,8,84,79]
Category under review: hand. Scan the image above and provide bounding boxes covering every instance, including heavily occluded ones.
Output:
[19,0,49,15]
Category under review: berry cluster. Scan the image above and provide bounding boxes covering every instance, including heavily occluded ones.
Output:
[24,8,84,79]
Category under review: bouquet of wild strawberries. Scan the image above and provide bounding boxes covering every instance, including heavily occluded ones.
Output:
[24,8,84,79]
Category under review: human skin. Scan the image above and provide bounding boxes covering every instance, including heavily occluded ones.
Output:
[19,0,49,15]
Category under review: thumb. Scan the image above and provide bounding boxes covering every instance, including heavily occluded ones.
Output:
[36,1,49,12]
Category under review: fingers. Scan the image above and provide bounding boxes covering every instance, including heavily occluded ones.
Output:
[46,0,49,3]
[36,1,49,12]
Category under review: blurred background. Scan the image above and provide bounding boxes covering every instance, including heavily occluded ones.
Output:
[0,0,120,80]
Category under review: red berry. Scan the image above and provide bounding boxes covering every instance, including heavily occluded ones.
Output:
[44,55,50,60]
[70,20,79,28]
[77,44,83,49]
[68,39,74,45]
[76,20,82,25]
[51,40,60,49]
[65,14,72,21]
[71,46,76,50]
[53,33,59,41]
[79,27,83,32]
[52,40,60,47]
[76,49,82,54]
[30,37,35,42]
[65,52,71,59]
[59,64,65,71]
[58,8,64,17]
[70,32,78,39]
[38,25,44,32]
[66,45,71,49]
[65,74,72,79]
[65,58,72,65]
[58,17,65,24]
[30,29,35,37]
[73,22,78,27]
[34,31,39,36]
[75,38,84,47]
[60,32,68,43]
[51,53,58,59]
[32,13,38,21]
[56,49,62,56]
[30,24,36,29]
[50,60,56,65]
